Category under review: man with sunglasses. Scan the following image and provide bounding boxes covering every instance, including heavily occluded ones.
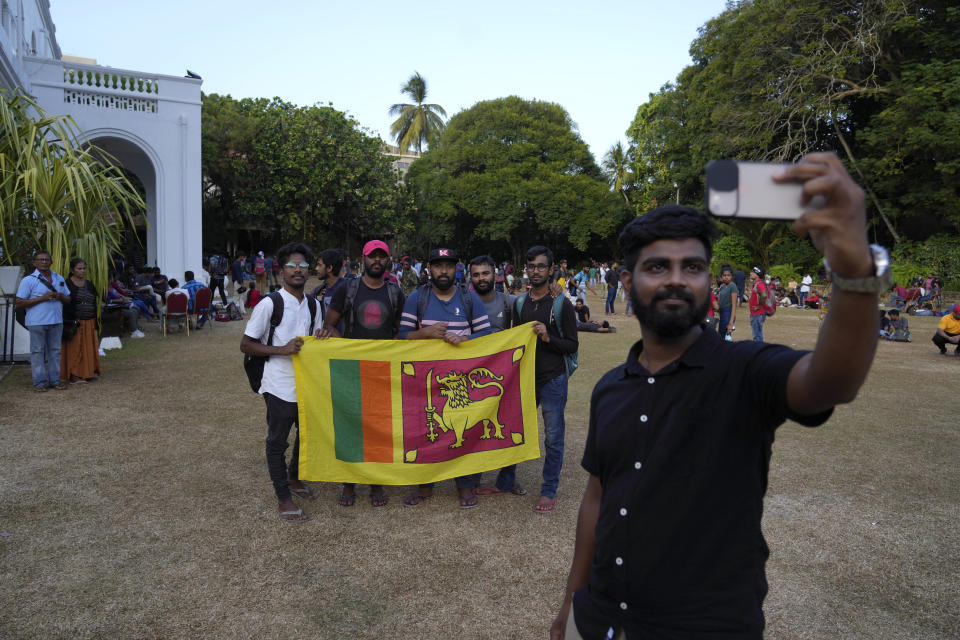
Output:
[516,245,579,514]
[241,242,321,523]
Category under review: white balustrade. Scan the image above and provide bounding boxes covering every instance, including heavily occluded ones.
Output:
[63,66,159,95]
[64,88,158,114]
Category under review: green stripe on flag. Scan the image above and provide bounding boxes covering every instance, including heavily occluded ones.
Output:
[330,359,363,462]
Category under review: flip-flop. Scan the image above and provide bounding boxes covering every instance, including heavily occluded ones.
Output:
[459,494,479,509]
[402,492,432,507]
[474,484,527,497]
[337,493,356,507]
[70,379,88,385]
[278,507,308,522]
[50,383,67,391]
[369,492,389,507]
[290,485,316,501]
[33,386,48,393]
[533,496,557,514]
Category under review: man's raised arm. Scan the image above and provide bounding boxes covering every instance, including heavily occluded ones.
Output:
[778,153,882,415]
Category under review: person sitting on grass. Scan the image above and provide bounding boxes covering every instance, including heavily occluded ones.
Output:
[886,309,911,342]
[574,299,614,333]
[932,304,960,355]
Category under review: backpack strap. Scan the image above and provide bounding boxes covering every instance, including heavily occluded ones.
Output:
[514,292,527,319]
[264,292,285,356]
[341,277,363,337]
[307,294,317,333]
[551,294,566,338]
[386,281,403,335]
[415,284,432,328]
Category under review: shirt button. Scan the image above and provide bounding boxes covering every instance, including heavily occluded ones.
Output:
[620,602,628,610]
[640,415,648,423]
[619,507,628,516]
[615,557,623,566]
[634,461,642,470]
[647,377,655,384]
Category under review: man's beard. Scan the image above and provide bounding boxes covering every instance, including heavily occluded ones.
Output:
[473,279,494,295]
[433,274,454,291]
[366,263,384,278]
[632,286,709,339]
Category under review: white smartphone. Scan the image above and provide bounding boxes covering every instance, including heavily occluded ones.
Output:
[705,160,824,220]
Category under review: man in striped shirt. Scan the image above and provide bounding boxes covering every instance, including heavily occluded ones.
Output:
[399,247,492,508]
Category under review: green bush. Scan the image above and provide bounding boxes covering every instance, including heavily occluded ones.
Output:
[890,262,925,287]
[711,234,752,274]
[768,264,799,283]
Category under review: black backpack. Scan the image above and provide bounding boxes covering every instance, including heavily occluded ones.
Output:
[243,292,317,392]
[340,277,403,338]
[413,284,474,331]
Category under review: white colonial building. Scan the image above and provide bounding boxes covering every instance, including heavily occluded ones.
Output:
[1,0,202,280]
[0,1,202,360]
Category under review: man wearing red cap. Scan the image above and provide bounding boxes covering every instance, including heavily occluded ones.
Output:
[318,239,404,506]
[933,304,960,355]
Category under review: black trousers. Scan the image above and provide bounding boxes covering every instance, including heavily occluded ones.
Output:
[932,331,959,353]
[263,392,300,502]
[210,276,228,305]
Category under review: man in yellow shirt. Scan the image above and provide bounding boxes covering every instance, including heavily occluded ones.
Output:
[933,304,960,355]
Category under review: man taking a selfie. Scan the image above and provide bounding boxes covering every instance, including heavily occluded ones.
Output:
[551,153,887,639]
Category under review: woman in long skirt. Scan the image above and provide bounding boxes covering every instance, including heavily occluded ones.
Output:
[61,258,102,384]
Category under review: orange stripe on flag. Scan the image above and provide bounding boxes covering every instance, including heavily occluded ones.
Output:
[360,360,393,463]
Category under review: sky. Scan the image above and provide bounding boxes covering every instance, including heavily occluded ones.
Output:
[50,0,730,159]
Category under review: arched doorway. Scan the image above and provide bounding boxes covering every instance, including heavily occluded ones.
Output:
[82,130,162,269]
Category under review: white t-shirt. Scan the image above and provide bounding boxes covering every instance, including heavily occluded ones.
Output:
[800,275,812,293]
[243,288,318,403]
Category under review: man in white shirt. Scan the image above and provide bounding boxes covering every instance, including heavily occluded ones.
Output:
[800,272,813,308]
[241,242,320,522]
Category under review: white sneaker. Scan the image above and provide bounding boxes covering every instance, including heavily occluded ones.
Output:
[131,330,145,338]
[98,348,106,357]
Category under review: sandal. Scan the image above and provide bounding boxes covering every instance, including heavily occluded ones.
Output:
[402,492,432,507]
[459,494,479,509]
[369,492,389,507]
[33,386,48,393]
[337,492,356,507]
[278,507,309,523]
[533,496,557,514]
[290,485,316,501]
[50,383,67,391]
[474,484,527,497]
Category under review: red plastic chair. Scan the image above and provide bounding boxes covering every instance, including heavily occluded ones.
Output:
[164,292,189,336]
[190,287,213,331]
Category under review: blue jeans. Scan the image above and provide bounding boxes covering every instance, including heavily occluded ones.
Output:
[494,373,568,498]
[718,306,733,335]
[605,287,617,314]
[28,323,63,387]
[750,313,765,342]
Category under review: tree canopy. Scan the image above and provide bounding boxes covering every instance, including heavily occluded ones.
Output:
[625,0,960,273]
[202,94,402,253]
[406,96,624,264]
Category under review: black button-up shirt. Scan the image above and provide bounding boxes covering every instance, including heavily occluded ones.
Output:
[574,328,832,639]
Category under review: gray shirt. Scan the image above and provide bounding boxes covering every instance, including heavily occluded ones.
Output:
[480,291,515,332]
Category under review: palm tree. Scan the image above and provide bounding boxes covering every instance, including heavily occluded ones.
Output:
[0,90,143,299]
[388,72,446,153]
[602,141,632,205]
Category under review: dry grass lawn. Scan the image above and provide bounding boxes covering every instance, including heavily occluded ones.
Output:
[0,293,957,639]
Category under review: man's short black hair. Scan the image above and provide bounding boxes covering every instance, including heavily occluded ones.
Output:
[33,250,51,259]
[720,264,733,275]
[888,308,900,316]
[618,205,718,272]
[184,270,194,281]
[168,278,179,287]
[317,248,342,276]
[469,255,497,271]
[525,245,554,266]
[276,242,314,268]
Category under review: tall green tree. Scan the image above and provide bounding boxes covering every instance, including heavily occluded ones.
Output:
[406,96,623,264]
[202,94,402,252]
[388,72,447,153]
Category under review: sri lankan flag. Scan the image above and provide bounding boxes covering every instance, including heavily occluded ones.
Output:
[293,324,540,485]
